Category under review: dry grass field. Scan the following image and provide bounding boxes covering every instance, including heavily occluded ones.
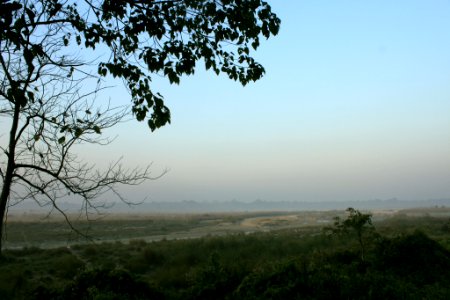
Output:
[4,207,450,249]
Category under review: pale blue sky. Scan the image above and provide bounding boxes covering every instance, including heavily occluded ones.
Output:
[80,1,450,203]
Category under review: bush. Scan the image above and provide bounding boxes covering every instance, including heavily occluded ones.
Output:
[0,265,27,300]
[50,254,84,279]
[61,267,163,300]
[186,253,241,300]
[236,260,311,300]
[374,230,450,284]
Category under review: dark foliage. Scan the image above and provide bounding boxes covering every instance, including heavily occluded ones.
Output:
[1,221,450,299]
[60,268,163,300]
[374,230,450,284]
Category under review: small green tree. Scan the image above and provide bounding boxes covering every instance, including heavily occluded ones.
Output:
[328,207,375,262]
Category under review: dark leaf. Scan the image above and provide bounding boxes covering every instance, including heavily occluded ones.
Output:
[93,125,101,134]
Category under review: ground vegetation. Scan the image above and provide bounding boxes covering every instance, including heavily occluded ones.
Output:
[0,209,449,299]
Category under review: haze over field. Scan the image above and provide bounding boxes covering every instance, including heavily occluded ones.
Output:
[76,1,450,205]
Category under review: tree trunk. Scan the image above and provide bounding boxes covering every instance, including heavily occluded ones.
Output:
[0,178,11,254]
[0,102,21,254]
[358,232,365,262]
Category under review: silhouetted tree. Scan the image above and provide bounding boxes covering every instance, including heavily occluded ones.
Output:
[327,208,375,261]
[0,0,280,252]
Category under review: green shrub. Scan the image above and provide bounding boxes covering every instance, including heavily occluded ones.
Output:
[61,267,163,300]
[0,265,27,299]
[185,253,241,300]
[374,230,450,284]
[236,260,311,300]
[50,254,84,279]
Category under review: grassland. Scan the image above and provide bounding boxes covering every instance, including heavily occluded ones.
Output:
[3,210,339,249]
[1,207,450,299]
[4,208,421,249]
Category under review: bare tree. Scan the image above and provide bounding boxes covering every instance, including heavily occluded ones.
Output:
[0,1,158,251]
[0,0,280,252]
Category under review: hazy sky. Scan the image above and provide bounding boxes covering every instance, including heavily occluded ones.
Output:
[79,1,450,203]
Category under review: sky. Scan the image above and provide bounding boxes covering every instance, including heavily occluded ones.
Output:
[79,0,450,204]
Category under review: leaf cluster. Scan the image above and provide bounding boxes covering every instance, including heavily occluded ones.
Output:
[68,0,280,130]
[2,0,279,130]
[327,207,373,236]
